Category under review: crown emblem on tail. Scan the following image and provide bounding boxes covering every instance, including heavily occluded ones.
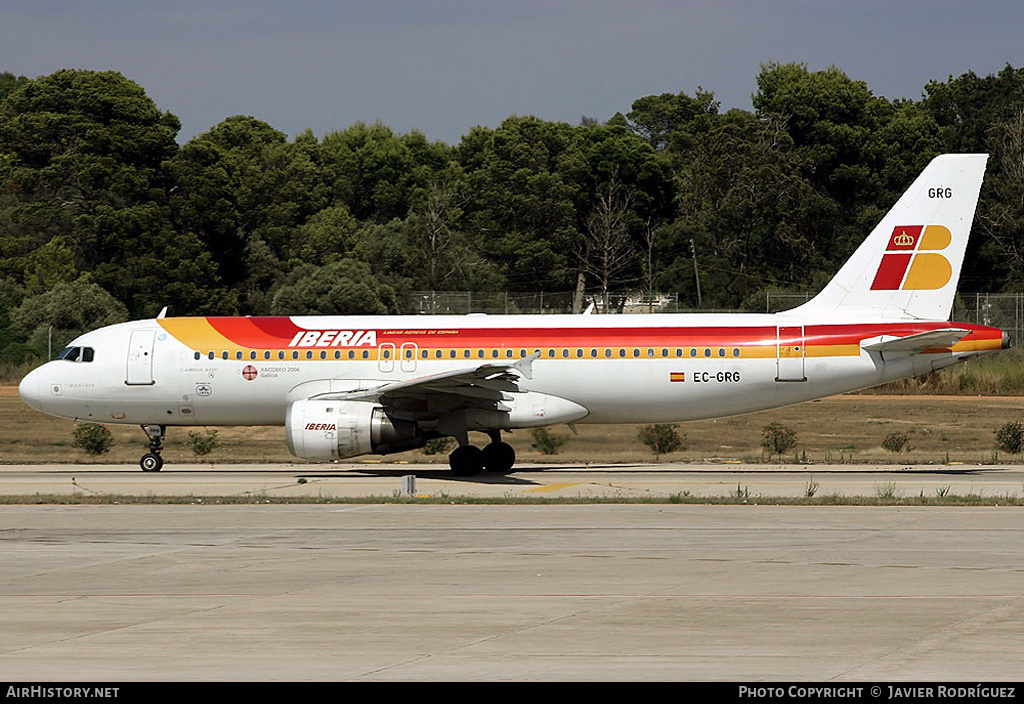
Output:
[892,231,916,247]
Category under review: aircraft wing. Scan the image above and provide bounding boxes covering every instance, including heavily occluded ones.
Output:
[861,328,971,356]
[305,352,540,419]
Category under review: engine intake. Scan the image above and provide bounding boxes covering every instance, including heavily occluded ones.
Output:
[286,399,424,461]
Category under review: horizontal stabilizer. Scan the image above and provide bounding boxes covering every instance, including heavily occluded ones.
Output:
[861,328,970,355]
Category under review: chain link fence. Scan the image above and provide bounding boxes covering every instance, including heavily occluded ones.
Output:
[410,291,683,315]
[953,294,1024,345]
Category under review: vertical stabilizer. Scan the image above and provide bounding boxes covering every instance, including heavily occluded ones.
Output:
[790,154,987,321]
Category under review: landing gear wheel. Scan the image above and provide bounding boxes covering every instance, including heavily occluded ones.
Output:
[139,424,166,473]
[449,445,485,476]
[482,441,516,473]
[140,452,164,472]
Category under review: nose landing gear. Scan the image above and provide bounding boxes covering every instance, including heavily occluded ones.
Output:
[139,424,165,472]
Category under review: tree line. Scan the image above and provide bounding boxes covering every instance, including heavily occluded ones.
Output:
[1,63,1023,362]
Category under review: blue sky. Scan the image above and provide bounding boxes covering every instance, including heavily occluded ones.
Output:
[2,0,1022,144]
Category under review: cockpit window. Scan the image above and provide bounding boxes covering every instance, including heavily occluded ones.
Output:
[55,346,94,362]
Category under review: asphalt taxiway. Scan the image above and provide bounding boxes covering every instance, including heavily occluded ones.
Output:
[1,464,1022,682]
[1,461,1023,500]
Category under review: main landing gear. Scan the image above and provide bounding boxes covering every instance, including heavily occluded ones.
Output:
[448,432,516,476]
[139,424,165,472]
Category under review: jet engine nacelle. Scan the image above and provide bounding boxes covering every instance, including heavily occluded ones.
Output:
[286,399,424,461]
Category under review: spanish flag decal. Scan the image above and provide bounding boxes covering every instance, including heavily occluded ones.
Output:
[670,372,686,382]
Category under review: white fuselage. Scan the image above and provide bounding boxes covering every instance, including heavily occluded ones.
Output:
[17,312,1006,430]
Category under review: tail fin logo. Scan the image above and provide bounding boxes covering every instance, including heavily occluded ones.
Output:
[892,231,916,247]
[870,225,953,291]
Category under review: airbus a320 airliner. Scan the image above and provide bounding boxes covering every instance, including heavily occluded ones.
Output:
[19,154,1007,475]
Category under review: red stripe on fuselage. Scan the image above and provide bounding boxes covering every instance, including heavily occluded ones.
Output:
[207,317,303,348]
[192,318,1001,351]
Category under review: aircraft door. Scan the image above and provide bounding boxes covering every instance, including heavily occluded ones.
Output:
[378,343,396,373]
[400,343,418,373]
[776,326,806,382]
[126,330,156,385]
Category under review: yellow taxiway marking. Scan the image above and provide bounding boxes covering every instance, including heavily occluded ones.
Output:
[525,483,580,493]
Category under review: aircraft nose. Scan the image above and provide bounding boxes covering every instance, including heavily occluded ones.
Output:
[18,365,50,413]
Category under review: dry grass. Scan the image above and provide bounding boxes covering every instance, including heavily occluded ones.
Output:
[860,348,1024,396]
[3,385,1024,466]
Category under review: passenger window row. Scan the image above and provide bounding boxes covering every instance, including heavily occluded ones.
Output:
[193,347,743,361]
[196,350,373,361]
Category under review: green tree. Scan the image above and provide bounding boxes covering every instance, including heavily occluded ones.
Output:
[923,65,1024,154]
[459,116,588,291]
[994,421,1024,455]
[671,110,824,308]
[881,431,911,454]
[753,63,889,199]
[864,99,941,204]
[11,281,127,331]
[169,117,328,310]
[72,422,115,455]
[922,66,1024,293]
[270,259,402,315]
[976,106,1024,291]
[761,421,797,460]
[0,277,28,362]
[530,427,568,455]
[575,120,673,305]
[638,423,685,459]
[403,180,504,292]
[10,281,128,357]
[187,429,221,457]
[165,137,245,287]
[0,72,29,103]
[21,236,78,294]
[0,70,185,315]
[748,62,950,285]
[319,121,450,223]
[291,204,361,265]
[626,89,719,153]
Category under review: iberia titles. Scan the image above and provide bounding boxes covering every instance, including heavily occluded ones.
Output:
[287,330,378,348]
